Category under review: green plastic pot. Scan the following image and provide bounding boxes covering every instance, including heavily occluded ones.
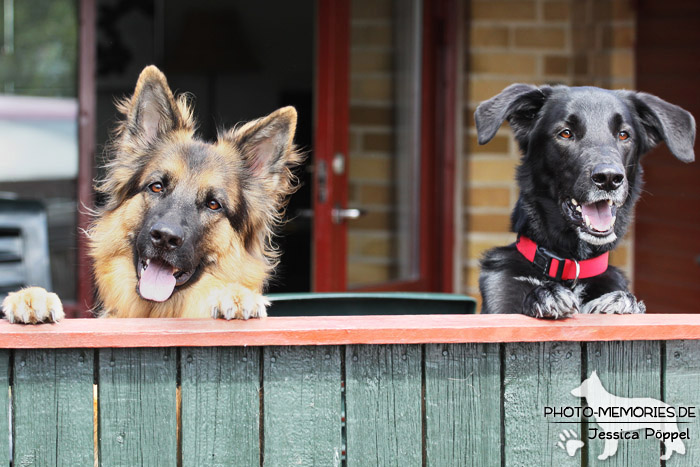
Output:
[267,292,476,316]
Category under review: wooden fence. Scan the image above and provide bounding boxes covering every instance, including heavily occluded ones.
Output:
[1,314,699,466]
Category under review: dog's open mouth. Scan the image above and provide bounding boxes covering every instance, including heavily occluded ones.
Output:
[137,258,195,302]
[563,198,618,237]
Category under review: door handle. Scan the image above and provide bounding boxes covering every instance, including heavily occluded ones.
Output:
[295,207,366,224]
[332,207,365,224]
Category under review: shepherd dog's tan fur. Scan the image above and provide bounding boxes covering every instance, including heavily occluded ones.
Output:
[2,65,301,322]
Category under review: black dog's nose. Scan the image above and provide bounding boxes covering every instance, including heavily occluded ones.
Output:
[591,164,625,191]
[150,223,184,250]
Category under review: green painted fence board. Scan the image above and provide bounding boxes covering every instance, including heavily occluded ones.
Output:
[263,346,342,466]
[98,348,176,466]
[586,341,661,467]
[424,343,501,467]
[504,342,581,467]
[3,336,696,467]
[345,344,421,466]
[13,349,94,467]
[181,347,261,466]
[665,340,700,467]
[0,350,9,465]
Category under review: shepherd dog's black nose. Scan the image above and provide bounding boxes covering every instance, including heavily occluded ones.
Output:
[150,223,184,250]
[591,164,625,191]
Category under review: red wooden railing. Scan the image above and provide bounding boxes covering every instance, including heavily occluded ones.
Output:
[1,314,699,348]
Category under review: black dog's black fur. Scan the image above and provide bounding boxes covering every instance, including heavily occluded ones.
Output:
[476,84,696,318]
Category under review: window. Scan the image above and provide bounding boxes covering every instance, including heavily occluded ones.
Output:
[0,0,79,303]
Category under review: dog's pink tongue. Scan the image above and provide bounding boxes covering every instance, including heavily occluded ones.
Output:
[582,200,613,232]
[139,260,176,302]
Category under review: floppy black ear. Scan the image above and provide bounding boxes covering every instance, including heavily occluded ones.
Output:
[618,91,696,162]
[474,83,551,145]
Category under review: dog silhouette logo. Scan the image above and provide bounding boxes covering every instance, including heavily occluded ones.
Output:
[571,371,686,460]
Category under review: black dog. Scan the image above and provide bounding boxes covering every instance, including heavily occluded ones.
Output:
[475,84,695,318]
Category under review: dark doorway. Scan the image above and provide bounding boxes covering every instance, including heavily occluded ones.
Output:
[96,0,315,292]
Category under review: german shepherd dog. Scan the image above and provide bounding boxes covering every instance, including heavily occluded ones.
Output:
[2,65,301,322]
[476,84,695,318]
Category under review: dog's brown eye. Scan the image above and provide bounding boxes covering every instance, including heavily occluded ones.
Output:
[149,182,164,193]
[559,129,573,139]
[207,199,222,211]
[618,131,630,141]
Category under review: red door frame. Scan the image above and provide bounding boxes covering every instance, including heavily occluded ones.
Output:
[312,0,351,291]
[432,0,460,293]
[76,0,97,316]
[64,0,96,318]
[312,0,458,293]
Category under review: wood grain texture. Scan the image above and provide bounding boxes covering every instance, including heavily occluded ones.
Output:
[665,340,700,467]
[98,348,177,466]
[586,341,661,467]
[181,347,261,466]
[504,342,582,466]
[0,350,9,464]
[263,346,343,466]
[345,344,422,466]
[424,343,501,467]
[13,349,94,466]
[2,315,700,348]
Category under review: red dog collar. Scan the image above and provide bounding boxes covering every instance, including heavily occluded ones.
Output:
[516,236,608,281]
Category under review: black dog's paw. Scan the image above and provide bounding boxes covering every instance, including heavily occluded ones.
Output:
[581,291,646,315]
[523,283,580,319]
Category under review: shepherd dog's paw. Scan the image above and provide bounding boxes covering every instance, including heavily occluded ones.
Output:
[209,286,269,320]
[524,283,580,319]
[1,287,65,324]
[582,291,646,315]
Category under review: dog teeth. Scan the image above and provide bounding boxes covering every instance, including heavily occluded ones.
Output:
[584,215,591,227]
[576,206,582,213]
[571,199,578,206]
[607,199,613,206]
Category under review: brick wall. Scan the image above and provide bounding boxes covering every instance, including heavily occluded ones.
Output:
[347,0,398,286]
[462,0,637,306]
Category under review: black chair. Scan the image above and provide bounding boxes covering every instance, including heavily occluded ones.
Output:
[0,199,52,300]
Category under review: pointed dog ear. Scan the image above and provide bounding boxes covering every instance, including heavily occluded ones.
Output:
[121,65,189,145]
[100,66,195,210]
[225,106,299,188]
[474,83,551,145]
[221,107,303,247]
[618,91,696,162]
